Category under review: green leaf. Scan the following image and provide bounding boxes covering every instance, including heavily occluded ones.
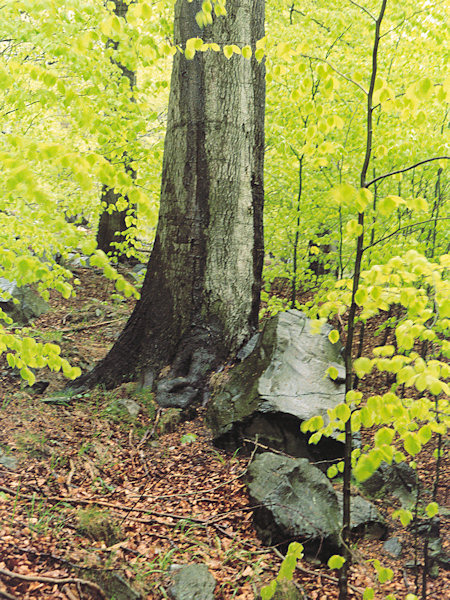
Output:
[328,555,345,569]
[345,219,363,237]
[327,464,338,478]
[242,45,252,59]
[20,367,36,386]
[374,428,394,446]
[353,356,373,377]
[223,45,233,59]
[425,502,439,517]
[392,509,413,526]
[354,454,377,482]
[403,433,421,456]
[328,330,339,344]
[417,424,432,444]
[377,567,393,583]
[260,580,277,600]
[255,48,265,62]
[363,589,374,600]
[329,183,357,206]
[354,288,368,306]
[355,188,373,212]
[335,403,350,423]
[327,366,339,380]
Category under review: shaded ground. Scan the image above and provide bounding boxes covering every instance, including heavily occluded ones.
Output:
[0,267,448,599]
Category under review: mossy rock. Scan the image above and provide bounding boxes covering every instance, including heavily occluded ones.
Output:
[76,508,122,546]
[158,408,182,434]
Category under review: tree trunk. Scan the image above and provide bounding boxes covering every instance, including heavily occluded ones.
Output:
[74,0,265,406]
[96,0,136,260]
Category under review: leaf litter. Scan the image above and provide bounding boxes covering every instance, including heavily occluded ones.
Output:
[0,267,448,599]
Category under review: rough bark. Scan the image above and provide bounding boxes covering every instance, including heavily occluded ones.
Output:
[96,0,137,260]
[73,0,265,405]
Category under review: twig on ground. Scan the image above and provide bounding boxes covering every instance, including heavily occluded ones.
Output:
[62,584,79,600]
[66,458,75,490]
[0,567,106,599]
[59,318,124,333]
[0,588,16,600]
[137,407,162,448]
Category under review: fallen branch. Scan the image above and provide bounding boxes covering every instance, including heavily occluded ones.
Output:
[0,567,106,599]
[0,484,210,522]
[59,318,124,333]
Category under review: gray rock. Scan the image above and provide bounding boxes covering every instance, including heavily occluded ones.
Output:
[207,310,346,462]
[116,398,141,418]
[0,278,49,325]
[169,564,216,600]
[336,493,386,539]
[0,450,18,470]
[236,333,260,362]
[81,569,141,600]
[132,263,146,274]
[67,253,90,268]
[246,453,341,557]
[383,537,403,558]
[359,461,417,508]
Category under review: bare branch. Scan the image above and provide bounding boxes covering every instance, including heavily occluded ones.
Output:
[366,156,449,187]
[326,25,352,59]
[348,0,376,21]
[362,217,450,252]
[298,53,368,94]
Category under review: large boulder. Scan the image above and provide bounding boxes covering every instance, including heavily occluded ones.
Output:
[207,310,345,463]
[359,461,417,508]
[247,453,341,557]
[168,564,216,600]
[336,492,386,539]
[0,278,49,325]
[247,453,386,558]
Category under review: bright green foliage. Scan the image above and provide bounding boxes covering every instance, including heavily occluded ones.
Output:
[263,0,448,296]
[260,542,304,600]
[0,0,173,377]
[328,554,346,569]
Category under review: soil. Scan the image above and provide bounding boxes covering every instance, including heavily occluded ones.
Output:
[0,267,448,599]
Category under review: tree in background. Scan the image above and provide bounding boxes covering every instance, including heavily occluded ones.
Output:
[96,0,137,260]
[73,0,266,404]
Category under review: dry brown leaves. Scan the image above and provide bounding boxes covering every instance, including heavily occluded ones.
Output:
[0,269,448,599]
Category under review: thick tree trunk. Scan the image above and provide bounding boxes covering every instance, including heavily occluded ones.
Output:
[96,0,136,260]
[74,0,265,405]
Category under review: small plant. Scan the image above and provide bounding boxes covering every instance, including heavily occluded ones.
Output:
[260,542,304,600]
[158,408,181,435]
[15,432,48,457]
[76,507,122,546]
[180,433,197,445]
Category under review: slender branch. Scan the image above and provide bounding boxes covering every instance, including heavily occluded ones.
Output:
[380,1,445,38]
[348,0,376,21]
[366,156,450,187]
[362,217,450,252]
[340,2,387,599]
[325,25,352,59]
[298,53,368,94]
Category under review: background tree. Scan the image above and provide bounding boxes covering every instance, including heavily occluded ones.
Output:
[73,0,266,404]
[96,0,138,260]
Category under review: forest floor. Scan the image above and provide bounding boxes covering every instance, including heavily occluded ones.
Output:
[0,266,448,600]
